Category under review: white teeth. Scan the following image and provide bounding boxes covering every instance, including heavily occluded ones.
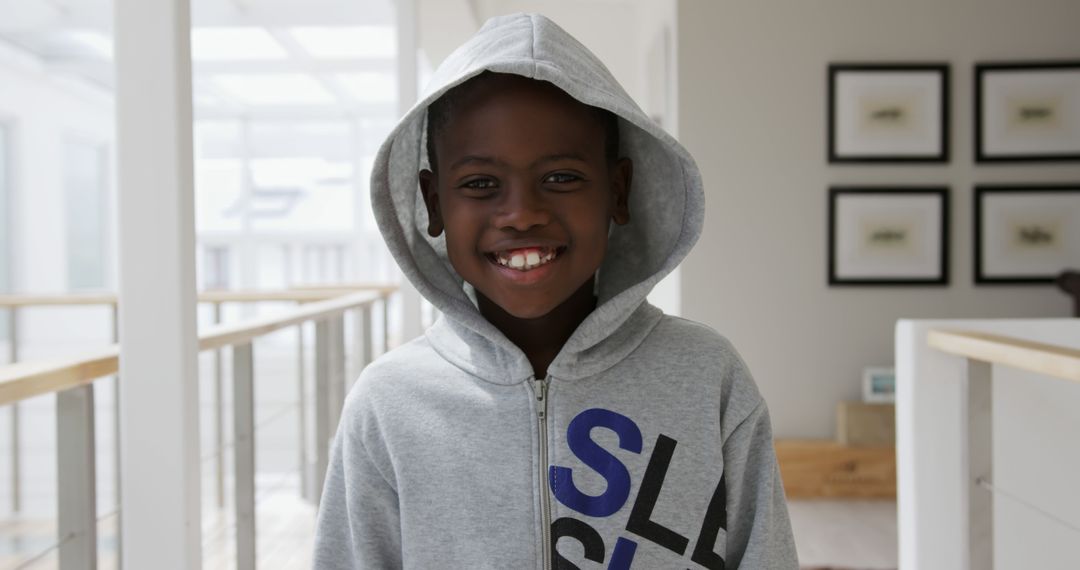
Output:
[494,247,560,271]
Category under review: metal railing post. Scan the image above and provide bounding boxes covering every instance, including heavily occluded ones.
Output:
[111,302,122,570]
[8,306,19,514]
[966,359,993,570]
[298,319,310,502]
[214,301,225,509]
[314,319,330,505]
[233,342,256,570]
[363,304,374,369]
[353,304,374,391]
[380,294,390,354]
[57,383,98,569]
[329,315,346,435]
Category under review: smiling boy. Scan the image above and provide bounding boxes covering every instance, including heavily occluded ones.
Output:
[418,72,631,379]
[314,13,798,570]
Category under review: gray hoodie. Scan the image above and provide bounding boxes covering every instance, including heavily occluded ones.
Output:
[314,12,798,570]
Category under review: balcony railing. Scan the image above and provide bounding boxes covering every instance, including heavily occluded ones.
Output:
[898,321,1080,570]
[0,285,396,569]
[926,329,1078,570]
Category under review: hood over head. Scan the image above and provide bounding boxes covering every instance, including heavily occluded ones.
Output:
[371,13,704,385]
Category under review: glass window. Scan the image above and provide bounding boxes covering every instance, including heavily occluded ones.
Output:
[64,139,108,290]
[190,18,402,291]
[202,245,231,289]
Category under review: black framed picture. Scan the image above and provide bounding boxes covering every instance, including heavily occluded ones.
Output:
[828,187,950,285]
[828,64,950,163]
[974,185,1080,284]
[975,61,1080,162]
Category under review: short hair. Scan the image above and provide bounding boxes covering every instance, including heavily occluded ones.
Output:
[425,72,620,172]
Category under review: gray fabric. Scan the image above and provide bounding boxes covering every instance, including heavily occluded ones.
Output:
[314,12,797,569]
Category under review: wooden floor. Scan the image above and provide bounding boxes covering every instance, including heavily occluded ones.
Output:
[789,499,898,570]
[1,497,897,569]
[0,492,316,569]
[201,493,317,570]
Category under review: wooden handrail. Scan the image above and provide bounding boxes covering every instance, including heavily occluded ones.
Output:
[200,287,395,304]
[200,290,382,351]
[290,282,397,292]
[0,292,119,306]
[0,346,120,405]
[928,329,1080,384]
[0,290,385,406]
[0,285,397,307]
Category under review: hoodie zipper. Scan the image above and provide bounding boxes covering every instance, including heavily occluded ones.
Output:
[532,376,553,570]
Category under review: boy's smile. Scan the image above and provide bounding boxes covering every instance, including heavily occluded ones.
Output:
[419,73,632,322]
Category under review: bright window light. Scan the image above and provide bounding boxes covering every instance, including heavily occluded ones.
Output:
[289,26,396,59]
[335,72,397,103]
[213,74,336,105]
[251,158,350,187]
[64,31,114,59]
[192,28,288,61]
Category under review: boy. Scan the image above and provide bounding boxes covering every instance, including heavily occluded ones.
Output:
[314,13,798,569]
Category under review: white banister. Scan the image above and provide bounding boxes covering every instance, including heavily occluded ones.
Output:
[898,319,1080,570]
[115,0,201,566]
[395,0,423,344]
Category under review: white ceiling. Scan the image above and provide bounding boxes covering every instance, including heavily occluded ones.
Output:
[0,0,401,118]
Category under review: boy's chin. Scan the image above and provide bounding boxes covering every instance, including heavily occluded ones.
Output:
[475,290,561,321]
[504,305,560,321]
[492,299,560,321]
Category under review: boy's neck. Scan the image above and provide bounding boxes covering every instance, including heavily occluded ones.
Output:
[476,277,597,380]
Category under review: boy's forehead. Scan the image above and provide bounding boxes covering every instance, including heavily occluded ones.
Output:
[433,74,606,151]
[451,74,592,118]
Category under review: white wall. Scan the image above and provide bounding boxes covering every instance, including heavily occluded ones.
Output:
[474,1,647,103]
[676,0,1080,438]
[0,43,116,352]
[418,0,479,73]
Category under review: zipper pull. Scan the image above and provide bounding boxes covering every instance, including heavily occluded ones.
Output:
[534,377,547,420]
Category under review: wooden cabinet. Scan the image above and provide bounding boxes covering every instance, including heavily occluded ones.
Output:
[774,439,896,499]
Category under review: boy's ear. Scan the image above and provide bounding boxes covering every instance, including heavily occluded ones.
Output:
[418,169,444,237]
[610,157,632,226]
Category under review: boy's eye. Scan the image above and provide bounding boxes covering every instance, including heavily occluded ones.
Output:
[460,177,498,193]
[543,172,582,185]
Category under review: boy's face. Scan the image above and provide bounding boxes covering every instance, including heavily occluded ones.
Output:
[419,75,631,320]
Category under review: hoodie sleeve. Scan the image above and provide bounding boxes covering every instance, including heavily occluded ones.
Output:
[313,405,402,569]
[721,397,799,569]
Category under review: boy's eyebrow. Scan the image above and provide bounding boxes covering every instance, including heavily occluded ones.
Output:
[532,153,589,168]
[448,152,590,171]
[449,155,503,170]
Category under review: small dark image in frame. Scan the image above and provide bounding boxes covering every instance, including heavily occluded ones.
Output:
[974,185,1080,284]
[975,61,1080,163]
[828,64,950,164]
[828,187,950,286]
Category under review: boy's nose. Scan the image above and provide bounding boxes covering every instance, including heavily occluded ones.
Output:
[493,184,551,231]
